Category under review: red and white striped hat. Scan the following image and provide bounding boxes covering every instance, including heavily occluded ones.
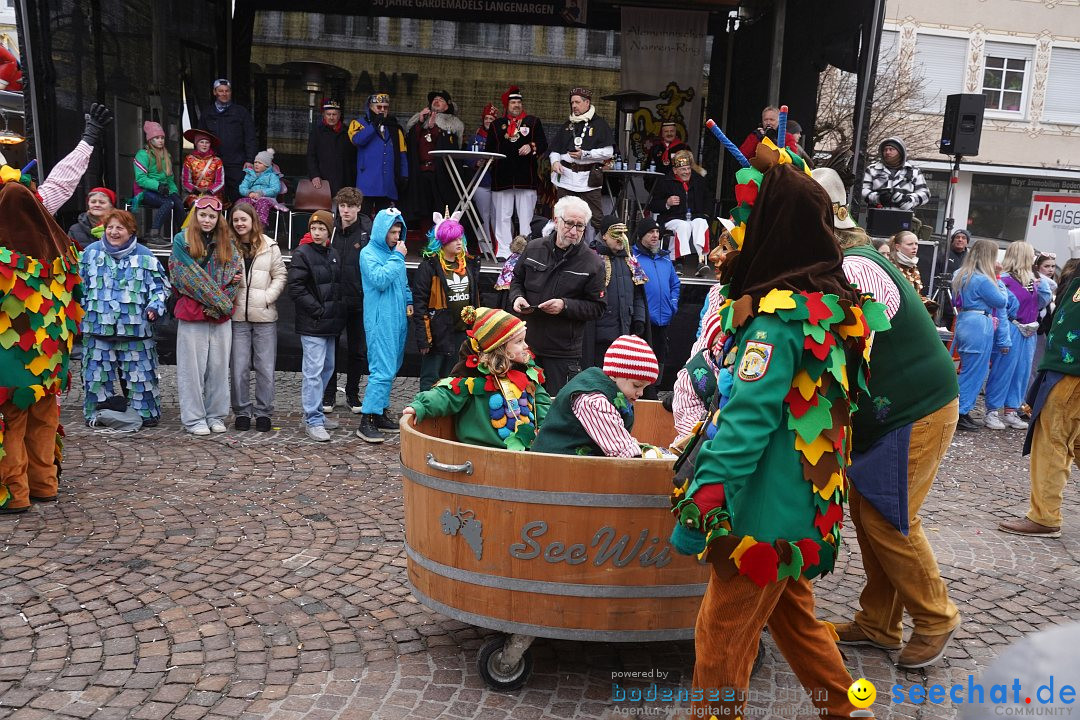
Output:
[603,335,659,384]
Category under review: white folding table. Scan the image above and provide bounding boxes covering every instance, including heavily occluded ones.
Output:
[430,149,505,262]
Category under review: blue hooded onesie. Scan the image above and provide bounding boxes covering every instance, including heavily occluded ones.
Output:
[360,208,412,414]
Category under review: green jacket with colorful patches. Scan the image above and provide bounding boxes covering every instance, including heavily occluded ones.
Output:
[408,358,550,451]
[673,287,886,586]
[1039,276,1080,376]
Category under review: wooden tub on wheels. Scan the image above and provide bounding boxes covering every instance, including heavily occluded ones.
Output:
[399,400,711,690]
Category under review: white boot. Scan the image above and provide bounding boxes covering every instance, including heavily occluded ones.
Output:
[984,410,1006,430]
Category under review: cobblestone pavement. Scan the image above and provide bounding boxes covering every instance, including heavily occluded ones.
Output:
[1,363,1078,720]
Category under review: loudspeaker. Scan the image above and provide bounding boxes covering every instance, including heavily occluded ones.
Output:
[940,94,985,157]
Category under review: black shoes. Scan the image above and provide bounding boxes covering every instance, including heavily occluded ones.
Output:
[374,411,400,433]
[255,416,272,432]
[957,413,981,432]
[355,414,386,444]
[235,416,251,431]
[141,417,159,428]
[346,394,363,414]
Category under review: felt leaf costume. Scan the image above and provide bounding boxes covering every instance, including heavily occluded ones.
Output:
[1,181,83,509]
[672,285,888,586]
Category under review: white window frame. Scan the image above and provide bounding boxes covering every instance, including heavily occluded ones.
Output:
[981,41,1035,120]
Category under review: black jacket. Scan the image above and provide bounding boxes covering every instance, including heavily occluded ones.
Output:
[508,235,606,359]
[649,173,711,226]
[307,120,357,198]
[199,102,257,170]
[590,241,647,343]
[331,215,372,305]
[412,254,481,354]
[67,212,97,250]
[287,242,346,337]
[485,114,548,190]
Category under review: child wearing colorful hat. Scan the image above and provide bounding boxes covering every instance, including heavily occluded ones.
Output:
[182,128,225,208]
[531,335,661,457]
[403,306,549,451]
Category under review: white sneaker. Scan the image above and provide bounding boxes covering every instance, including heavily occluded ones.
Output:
[189,423,211,436]
[322,418,340,430]
[208,420,227,433]
[984,411,1007,430]
[306,424,331,442]
[1002,412,1029,429]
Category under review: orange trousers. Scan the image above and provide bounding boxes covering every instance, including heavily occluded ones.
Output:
[692,570,857,719]
[0,397,60,509]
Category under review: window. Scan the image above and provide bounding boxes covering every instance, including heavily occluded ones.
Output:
[981,42,1033,114]
[878,29,899,63]
[585,29,619,58]
[457,23,509,50]
[321,14,347,35]
[1043,46,1080,125]
[913,34,967,113]
[586,29,607,55]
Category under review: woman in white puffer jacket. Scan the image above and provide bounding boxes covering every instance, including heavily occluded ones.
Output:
[230,201,287,431]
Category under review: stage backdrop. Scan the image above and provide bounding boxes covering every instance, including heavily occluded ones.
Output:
[619,7,708,165]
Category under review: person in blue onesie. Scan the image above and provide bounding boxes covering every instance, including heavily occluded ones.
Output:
[356,208,413,443]
[952,238,1010,432]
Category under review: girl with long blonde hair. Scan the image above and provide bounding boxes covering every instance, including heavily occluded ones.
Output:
[984,242,1040,429]
[951,239,1010,432]
[229,202,286,432]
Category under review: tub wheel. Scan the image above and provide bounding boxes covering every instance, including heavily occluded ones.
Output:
[477,634,534,691]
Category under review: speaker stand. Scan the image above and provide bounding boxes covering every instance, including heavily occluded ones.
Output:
[931,153,963,298]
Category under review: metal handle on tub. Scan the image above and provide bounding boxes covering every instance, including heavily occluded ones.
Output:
[426,453,474,476]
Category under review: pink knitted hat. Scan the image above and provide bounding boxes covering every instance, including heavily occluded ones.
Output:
[143,121,165,141]
[603,335,659,384]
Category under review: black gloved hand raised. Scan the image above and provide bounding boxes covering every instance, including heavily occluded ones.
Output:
[82,103,114,147]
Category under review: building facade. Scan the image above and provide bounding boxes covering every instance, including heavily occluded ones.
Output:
[882,0,1080,244]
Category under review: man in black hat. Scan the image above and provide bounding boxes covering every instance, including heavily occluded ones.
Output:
[632,217,680,398]
[198,78,256,203]
[307,99,356,198]
[549,87,614,232]
[404,90,465,237]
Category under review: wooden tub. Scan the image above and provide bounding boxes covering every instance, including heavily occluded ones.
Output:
[399,400,709,644]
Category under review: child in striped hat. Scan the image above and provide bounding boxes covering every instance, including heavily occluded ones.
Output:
[403,306,550,451]
[532,335,664,458]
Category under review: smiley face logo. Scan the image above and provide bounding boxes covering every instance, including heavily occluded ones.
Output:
[848,678,876,709]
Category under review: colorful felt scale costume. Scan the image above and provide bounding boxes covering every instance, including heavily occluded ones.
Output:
[0,181,83,511]
[79,238,170,422]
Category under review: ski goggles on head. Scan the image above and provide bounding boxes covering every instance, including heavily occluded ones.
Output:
[192,195,223,212]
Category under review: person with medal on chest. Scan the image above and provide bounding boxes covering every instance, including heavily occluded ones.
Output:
[486,86,548,261]
[548,87,614,234]
[405,90,465,241]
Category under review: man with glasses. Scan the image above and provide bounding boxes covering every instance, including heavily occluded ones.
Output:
[198,79,256,203]
[509,196,605,395]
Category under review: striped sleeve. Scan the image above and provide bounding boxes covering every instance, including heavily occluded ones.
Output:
[571,392,642,458]
[38,141,93,215]
[671,367,706,443]
[843,255,901,319]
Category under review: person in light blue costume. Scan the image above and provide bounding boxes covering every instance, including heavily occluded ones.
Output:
[952,239,1010,431]
[356,208,413,443]
[79,210,170,425]
[983,290,1020,427]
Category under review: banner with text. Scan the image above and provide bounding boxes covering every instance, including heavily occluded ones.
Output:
[619,7,708,163]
